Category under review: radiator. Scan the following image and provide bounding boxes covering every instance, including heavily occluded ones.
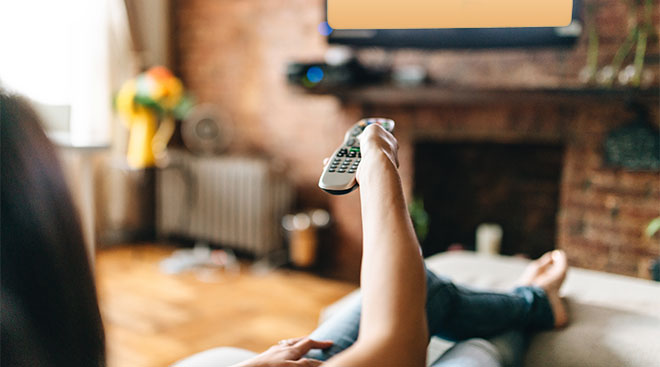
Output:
[156,150,293,256]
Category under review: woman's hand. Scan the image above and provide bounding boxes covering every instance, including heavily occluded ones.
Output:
[355,124,399,185]
[320,124,399,186]
[234,337,333,367]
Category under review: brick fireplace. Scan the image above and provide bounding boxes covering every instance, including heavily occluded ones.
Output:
[173,0,660,281]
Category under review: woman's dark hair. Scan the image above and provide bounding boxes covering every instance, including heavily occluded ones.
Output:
[1,92,106,366]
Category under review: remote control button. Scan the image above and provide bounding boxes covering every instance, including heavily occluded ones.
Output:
[339,148,348,153]
[345,158,352,162]
[356,158,361,162]
[330,165,338,169]
[348,169,355,173]
[347,138,356,146]
[338,169,346,173]
[358,153,361,158]
[348,152,356,158]
[328,169,336,172]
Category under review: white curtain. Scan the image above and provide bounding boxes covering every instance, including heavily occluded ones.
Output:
[0,0,137,148]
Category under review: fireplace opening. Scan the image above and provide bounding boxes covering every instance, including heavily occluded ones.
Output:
[414,141,564,259]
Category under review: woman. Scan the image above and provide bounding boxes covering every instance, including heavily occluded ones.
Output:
[1,93,106,365]
[235,124,568,367]
[1,92,567,367]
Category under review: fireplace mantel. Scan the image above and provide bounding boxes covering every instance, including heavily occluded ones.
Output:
[294,85,658,106]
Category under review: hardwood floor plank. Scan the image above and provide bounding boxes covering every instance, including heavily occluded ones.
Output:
[96,244,357,367]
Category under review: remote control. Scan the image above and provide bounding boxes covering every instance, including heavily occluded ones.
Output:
[319,118,395,195]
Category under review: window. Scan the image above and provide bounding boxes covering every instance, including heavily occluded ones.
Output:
[0,0,134,147]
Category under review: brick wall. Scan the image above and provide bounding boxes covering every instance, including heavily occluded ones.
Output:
[173,0,660,280]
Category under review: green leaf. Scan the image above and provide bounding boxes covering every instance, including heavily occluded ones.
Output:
[134,95,164,114]
[173,94,196,120]
[409,196,429,242]
[645,217,660,238]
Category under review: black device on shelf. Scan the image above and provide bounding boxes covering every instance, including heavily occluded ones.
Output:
[287,58,387,89]
[327,1,582,49]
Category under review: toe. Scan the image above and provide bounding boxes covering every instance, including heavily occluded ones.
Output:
[551,250,567,267]
[532,252,554,272]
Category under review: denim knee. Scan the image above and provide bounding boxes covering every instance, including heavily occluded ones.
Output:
[425,268,458,334]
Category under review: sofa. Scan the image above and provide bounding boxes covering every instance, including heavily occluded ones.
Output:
[174,251,660,367]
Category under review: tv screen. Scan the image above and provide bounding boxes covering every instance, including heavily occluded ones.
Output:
[327,1,582,49]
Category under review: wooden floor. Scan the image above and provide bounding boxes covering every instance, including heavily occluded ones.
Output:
[95,244,357,367]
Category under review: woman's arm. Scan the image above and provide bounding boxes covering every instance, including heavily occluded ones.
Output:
[325,124,428,367]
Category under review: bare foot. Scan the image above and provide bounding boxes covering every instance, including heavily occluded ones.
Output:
[515,252,553,287]
[516,250,569,328]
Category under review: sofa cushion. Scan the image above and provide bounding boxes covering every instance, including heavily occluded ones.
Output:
[172,347,257,367]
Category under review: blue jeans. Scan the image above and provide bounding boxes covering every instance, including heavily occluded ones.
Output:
[306,267,554,366]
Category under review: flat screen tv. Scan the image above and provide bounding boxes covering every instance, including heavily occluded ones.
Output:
[327,1,582,49]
